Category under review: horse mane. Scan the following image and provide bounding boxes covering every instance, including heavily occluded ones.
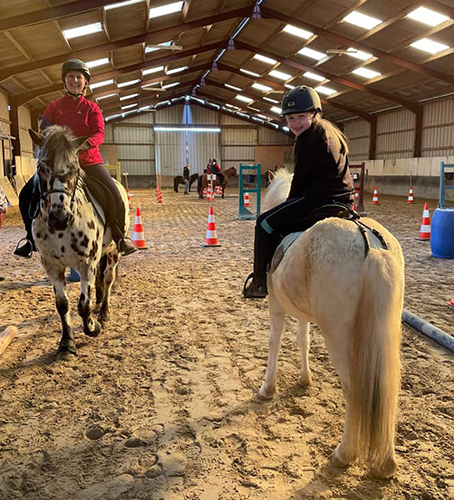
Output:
[262,168,293,211]
[41,126,79,168]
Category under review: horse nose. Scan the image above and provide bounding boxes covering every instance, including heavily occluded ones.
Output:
[49,210,71,231]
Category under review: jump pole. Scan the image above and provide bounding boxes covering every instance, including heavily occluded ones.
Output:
[0,326,18,356]
[402,309,454,353]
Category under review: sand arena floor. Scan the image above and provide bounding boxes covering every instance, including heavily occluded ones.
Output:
[0,188,453,500]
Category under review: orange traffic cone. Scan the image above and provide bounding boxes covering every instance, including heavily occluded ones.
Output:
[244,193,250,207]
[132,207,148,249]
[354,188,359,203]
[447,299,454,307]
[203,187,207,197]
[215,185,222,196]
[372,187,379,205]
[126,188,132,209]
[156,189,163,204]
[207,186,212,202]
[407,186,414,204]
[418,202,431,241]
[203,206,221,247]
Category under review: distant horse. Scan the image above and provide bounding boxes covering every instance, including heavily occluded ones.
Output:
[173,173,199,193]
[29,126,129,359]
[264,165,283,187]
[198,167,237,199]
[256,169,404,479]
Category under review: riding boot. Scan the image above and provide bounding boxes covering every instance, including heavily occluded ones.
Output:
[111,221,137,256]
[14,177,39,258]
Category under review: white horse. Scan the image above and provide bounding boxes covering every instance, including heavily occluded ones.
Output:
[29,126,129,359]
[257,169,405,479]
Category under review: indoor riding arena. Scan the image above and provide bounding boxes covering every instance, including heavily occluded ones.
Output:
[1,1,454,500]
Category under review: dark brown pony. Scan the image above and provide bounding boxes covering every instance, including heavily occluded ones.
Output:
[198,167,237,199]
[173,173,199,192]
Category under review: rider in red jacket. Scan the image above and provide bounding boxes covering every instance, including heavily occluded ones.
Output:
[210,158,224,185]
[14,59,136,257]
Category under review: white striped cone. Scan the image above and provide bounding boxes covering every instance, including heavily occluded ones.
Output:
[215,185,222,196]
[203,187,207,197]
[407,187,414,204]
[355,188,359,201]
[419,202,431,240]
[204,206,221,247]
[244,192,250,207]
[132,207,148,249]
[157,190,163,204]
[207,186,212,202]
[372,187,379,205]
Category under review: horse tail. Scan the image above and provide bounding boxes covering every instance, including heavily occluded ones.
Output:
[350,247,403,472]
[174,176,179,192]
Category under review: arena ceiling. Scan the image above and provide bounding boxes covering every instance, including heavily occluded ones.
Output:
[1,0,454,130]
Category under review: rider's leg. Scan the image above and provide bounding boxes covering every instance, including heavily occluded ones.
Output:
[14,174,39,257]
[84,165,137,256]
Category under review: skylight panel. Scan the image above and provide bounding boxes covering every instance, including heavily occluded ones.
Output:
[252,83,272,92]
[343,11,382,30]
[263,96,279,103]
[166,66,188,74]
[225,83,242,91]
[257,114,268,120]
[121,103,138,110]
[352,67,381,79]
[162,82,180,89]
[118,79,141,87]
[96,93,118,100]
[283,24,313,39]
[143,66,164,76]
[235,95,254,103]
[253,54,277,65]
[141,82,161,88]
[119,93,139,100]
[240,69,260,77]
[303,72,325,82]
[226,103,241,110]
[284,84,295,89]
[346,48,373,61]
[406,7,449,27]
[271,106,282,114]
[86,58,110,69]
[90,79,114,89]
[145,41,173,53]
[269,69,291,80]
[149,1,183,19]
[105,0,144,10]
[63,22,103,40]
[410,38,450,54]
[315,85,336,96]
[297,47,326,60]
[247,106,261,112]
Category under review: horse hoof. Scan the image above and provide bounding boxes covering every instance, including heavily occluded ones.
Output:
[56,346,77,361]
[371,457,397,480]
[331,447,350,468]
[297,374,312,388]
[255,385,275,401]
[99,312,110,325]
[84,320,101,337]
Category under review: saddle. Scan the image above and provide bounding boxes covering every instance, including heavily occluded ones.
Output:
[80,170,116,227]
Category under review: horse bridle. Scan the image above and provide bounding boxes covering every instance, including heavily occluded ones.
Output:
[30,161,80,220]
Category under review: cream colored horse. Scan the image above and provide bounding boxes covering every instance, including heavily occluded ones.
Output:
[258,169,405,479]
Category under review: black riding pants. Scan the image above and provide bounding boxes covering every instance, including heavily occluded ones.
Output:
[252,194,352,287]
[19,164,126,243]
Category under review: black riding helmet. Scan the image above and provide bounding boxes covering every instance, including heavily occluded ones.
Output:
[281,86,322,116]
[61,59,91,82]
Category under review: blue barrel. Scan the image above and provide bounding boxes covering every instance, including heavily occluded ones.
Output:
[431,208,454,258]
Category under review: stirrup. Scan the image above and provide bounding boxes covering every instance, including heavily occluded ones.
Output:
[119,237,137,256]
[243,272,267,299]
[13,238,34,258]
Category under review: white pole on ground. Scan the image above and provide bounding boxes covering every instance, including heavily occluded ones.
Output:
[0,326,18,356]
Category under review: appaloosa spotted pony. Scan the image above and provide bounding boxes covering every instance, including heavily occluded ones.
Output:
[29,126,129,359]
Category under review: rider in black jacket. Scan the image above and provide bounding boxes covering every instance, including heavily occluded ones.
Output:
[243,86,354,299]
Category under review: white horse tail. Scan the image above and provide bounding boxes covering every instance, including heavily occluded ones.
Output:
[349,247,403,475]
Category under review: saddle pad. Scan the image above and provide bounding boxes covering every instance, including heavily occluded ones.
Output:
[84,187,106,226]
[270,231,304,274]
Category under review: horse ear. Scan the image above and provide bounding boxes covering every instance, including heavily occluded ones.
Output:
[268,170,276,181]
[29,129,44,147]
[71,136,91,152]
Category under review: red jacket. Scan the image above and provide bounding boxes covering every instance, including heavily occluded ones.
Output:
[43,95,105,168]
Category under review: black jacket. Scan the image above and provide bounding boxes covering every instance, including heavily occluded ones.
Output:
[288,121,354,201]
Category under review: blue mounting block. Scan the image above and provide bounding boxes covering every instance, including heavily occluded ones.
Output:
[238,163,262,221]
[438,161,454,208]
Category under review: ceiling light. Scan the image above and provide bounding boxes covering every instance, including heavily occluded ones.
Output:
[225,83,242,91]
[283,24,313,39]
[146,41,173,53]
[297,47,326,60]
[315,85,336,96]
[235,95,254,103]
[63,22,103,40]
[346,48,373,60]
[352,67,381,79]
[271,106,282,114]
[162,82,180,89]
[303,71,325,82]
[263,96,279,103]
[282,126,290,132]
[257,114,268,119]
[407,7,449,27]
[269,69,291,80]
[118,79,141,87]
[105,0,144,10]
[410,38,450,54]
[247,106,261,112]
[154,126,221,132]
[90,79,115,89]
[149,1,183,19]
[119,93,139,100]
[96,93,118,100]
[121,103,137,110]
[343,11,382,30]
[284,84,295,89]
[166,66,188,74]
[226,103,241,110]
[252,83,272,92]
[253,54,277,65]
[142,82,161,88]
[240,69,260,77]
[86,58,110,68]
[143,66,164,76]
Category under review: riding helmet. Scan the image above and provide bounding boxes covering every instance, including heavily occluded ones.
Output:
[61,59,91,82]
[281,86,322,116]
